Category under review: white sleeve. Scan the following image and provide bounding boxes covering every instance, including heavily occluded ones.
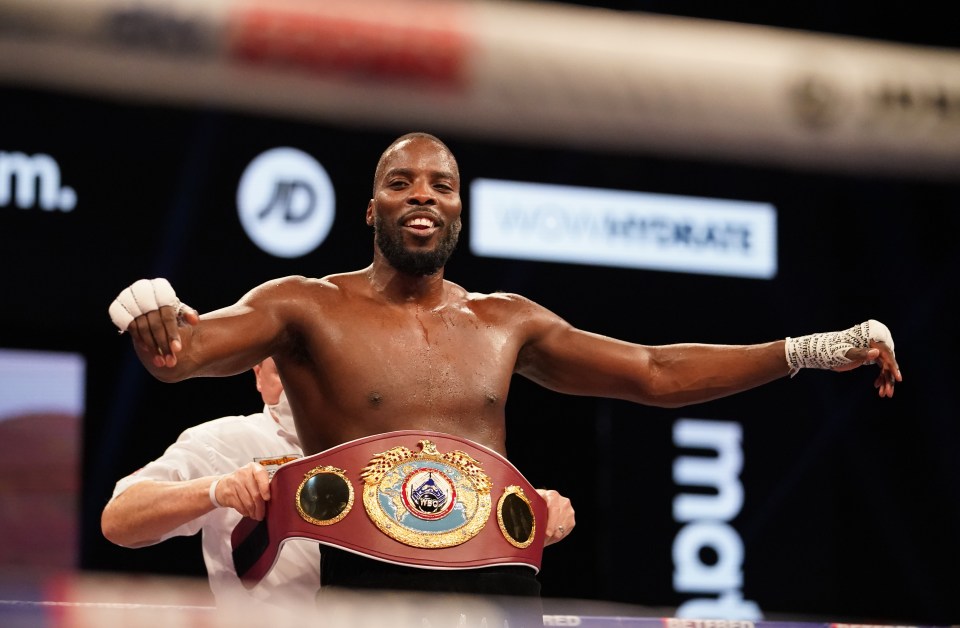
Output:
[110,425,224,541]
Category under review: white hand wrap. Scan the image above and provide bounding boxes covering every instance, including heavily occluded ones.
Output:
[108,278,181,333]
[785,319,894,377]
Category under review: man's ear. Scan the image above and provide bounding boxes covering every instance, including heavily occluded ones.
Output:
[366,200,375,226]
[252,364,263,393]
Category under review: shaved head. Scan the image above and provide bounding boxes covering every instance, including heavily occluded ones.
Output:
[373,132,459,196]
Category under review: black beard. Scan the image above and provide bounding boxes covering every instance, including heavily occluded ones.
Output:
[374,215,462,276]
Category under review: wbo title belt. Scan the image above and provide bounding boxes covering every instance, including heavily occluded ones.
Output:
[231,430,547,587]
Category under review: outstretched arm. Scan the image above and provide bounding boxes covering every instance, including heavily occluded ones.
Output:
[108,277,304,381]
[101,462,272,548]
[516,299,900,406]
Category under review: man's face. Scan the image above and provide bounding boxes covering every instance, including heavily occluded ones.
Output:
[367,138,462,276]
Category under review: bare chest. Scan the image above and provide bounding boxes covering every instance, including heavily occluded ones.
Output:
[312,304,517,417]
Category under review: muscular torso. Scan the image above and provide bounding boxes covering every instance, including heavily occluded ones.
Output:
[270,273,528,456]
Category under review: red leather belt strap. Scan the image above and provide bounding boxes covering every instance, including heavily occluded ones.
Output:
[231,430,547,588]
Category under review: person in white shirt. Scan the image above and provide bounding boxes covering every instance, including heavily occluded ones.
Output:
[101,358,318,607]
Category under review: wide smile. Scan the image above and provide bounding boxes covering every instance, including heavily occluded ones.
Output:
[401,213,441,238]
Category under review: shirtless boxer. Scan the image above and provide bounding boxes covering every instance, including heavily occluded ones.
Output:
[108,132,900,625]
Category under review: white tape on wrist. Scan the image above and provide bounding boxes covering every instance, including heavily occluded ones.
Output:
[108,278,180,332]
[785,319,894,377]
[209,478,223,509]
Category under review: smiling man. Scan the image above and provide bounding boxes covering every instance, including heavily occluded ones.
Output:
[108,132,900,626]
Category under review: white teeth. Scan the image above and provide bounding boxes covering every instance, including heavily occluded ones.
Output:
[406,217,435,228]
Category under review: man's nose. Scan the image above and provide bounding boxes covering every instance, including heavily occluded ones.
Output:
[406,181,436,205]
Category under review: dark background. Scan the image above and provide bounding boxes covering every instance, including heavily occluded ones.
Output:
[1,1,958,625]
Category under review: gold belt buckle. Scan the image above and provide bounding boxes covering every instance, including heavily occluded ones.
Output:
[360,439,493,548]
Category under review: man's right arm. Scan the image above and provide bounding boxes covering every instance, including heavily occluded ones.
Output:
[101,462,271,548]
[109,276,304,380]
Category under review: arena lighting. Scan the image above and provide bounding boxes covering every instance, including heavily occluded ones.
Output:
[469,178,777,279]
[0,0,959,180]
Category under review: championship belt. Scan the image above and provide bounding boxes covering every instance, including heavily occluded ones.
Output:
[231,430,547,587]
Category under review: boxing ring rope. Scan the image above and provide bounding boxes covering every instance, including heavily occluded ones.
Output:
[0,571,948,627]
[1,601,949,628]
[0,0,959,180]
[1,595,947,628]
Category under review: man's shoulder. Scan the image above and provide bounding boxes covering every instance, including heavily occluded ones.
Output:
[452,288,551,326]
[319,269,369,289]
[458,289,570,336]
[257,274,336,293]
[270,271,367,296]
[463,289,537,310]
[251,275,353,314]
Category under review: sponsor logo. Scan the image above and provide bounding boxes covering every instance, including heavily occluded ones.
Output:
[790,72,960,132]
[673,419,761,620]
[0,152,76,212]
[469,179,777,279]
[665,621,755,628]
[237,147,335,258]
[103,6,212,55]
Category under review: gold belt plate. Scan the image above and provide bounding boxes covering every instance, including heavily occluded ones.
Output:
[360,439,493,548]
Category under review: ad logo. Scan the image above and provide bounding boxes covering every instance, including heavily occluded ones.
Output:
[672,419,760,620]
[0,152,76,212]
[237,147,335,258]
[470,179,777,279]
